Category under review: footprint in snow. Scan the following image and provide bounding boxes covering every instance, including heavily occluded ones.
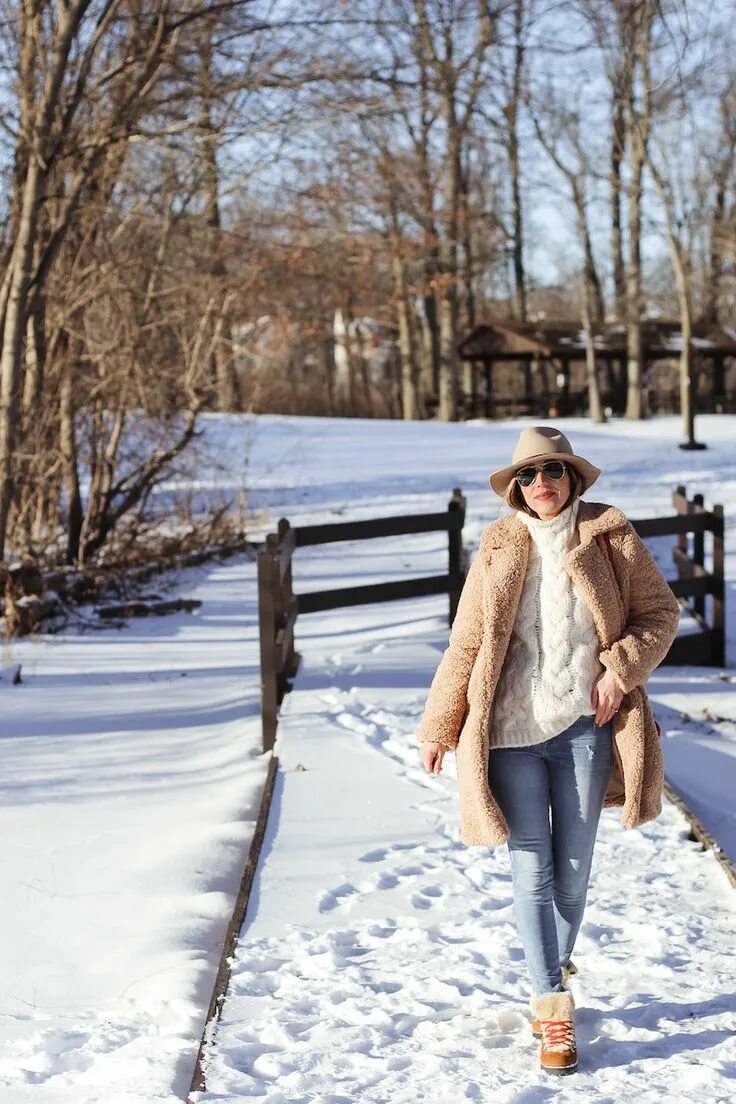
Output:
[582,920,620,943]
[419,883,444,897]
[367,921,398,938]
[335,711,377,736]
[358,847,389,863]
[479,896,514,911]
[318,881,359,912]
[282,1020,314,1039]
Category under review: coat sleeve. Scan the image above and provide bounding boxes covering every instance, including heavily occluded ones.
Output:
[598,523,681,694]
[417,548,485,751]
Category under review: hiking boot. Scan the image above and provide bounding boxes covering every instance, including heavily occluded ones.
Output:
[530,989,578,1075]
[530,960,577,1036]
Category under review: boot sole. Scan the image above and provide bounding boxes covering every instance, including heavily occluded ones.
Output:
[542,1062,578,1075]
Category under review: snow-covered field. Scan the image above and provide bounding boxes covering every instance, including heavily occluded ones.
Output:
[1,413,734,1102]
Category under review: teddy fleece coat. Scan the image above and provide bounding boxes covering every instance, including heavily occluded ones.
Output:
[417,500,681,847]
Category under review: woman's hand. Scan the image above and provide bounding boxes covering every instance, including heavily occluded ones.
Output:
[420,742,447,774]
[592,668,625,725]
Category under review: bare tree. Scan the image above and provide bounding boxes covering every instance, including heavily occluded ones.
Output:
[581,0,656,419]
[702,76,736,324]
[492,0,529,321]
[622,1,654,420]
[196,14,241,412]
[0,2,212,557]
[529,94,606,423]
[413,0,498,421]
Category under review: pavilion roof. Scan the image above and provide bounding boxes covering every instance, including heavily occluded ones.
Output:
[458,318,736,360]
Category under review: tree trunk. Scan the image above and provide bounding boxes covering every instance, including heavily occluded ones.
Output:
[0,157,45,556]
[437,283,458,421]
[459,153,476,336]
[703,170,729,325]
[573,186,605,326]
[22,289,46,412]
[78,406,126,562]
[625,136,646,419]
[610,83,626,322]
[353,321,372,413]
[509,0,527,321]
[59,338,84,564]
[581,294,605,424]
[572,186,605,423]
[648,156,701,448]
[419,296,438,413]
[623,4,652,421]
[332,308,352,413]
[322,326,336,414]
[416,34,440,414]
[392,249,419,420]
[199,22,239,412]
[438,106,460,422]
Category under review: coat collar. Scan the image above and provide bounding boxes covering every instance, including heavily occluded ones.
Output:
[480,500,627,558]
[478,500,628,647]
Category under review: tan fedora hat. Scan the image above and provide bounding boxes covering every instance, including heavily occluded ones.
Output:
[489,426,601,497]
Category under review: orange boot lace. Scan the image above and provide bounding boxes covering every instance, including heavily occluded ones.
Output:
[541,1018,576,1053]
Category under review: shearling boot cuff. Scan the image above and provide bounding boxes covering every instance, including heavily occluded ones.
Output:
[530,989,575,1022]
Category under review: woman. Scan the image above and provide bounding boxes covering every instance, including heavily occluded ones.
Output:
[417,426,680,1076]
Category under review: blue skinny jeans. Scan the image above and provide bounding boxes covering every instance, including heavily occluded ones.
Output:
[487,715,613,995]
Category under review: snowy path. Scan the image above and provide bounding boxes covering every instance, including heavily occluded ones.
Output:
[194,592,736,1103]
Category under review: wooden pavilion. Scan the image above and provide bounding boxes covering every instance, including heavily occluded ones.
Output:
[457,319,736,419]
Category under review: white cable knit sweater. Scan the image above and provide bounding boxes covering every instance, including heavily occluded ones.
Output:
[490,498,604,748]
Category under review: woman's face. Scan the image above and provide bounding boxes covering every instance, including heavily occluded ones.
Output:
[519,464,572,519]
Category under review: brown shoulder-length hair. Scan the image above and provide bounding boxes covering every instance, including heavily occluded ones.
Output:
[504,463,583,519]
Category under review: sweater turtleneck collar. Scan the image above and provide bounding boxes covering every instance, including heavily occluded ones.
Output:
[516,496,580,542]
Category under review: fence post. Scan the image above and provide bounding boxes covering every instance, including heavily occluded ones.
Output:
[266,531,287,708]
[278,518,299,679]
[692,493,705,620]
[712,503,725,666]
[448,487,466,626]
[673,484,687,581]
[257,538,279,753]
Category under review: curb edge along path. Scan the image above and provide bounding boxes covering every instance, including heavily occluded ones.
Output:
[186,752,734,1100]
[663,779,736,889]
[188,754,279,1101]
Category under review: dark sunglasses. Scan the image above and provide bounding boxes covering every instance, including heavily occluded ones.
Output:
[515,460,567,487]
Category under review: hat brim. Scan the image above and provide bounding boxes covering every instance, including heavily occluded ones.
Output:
[489,452,601,497]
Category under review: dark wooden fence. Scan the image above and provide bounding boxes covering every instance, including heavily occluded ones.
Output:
[654,485,725,666]
[257,489,467,751]
[258,484,725,751]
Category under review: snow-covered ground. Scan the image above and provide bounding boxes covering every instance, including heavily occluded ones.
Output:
[1,413,734,1101]
[0,552,273,1103]
[194,605,736,1103]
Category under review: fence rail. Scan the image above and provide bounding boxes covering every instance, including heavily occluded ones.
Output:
[257,489,467,751]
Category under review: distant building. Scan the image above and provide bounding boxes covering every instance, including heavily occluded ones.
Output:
[457,319,736,418]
